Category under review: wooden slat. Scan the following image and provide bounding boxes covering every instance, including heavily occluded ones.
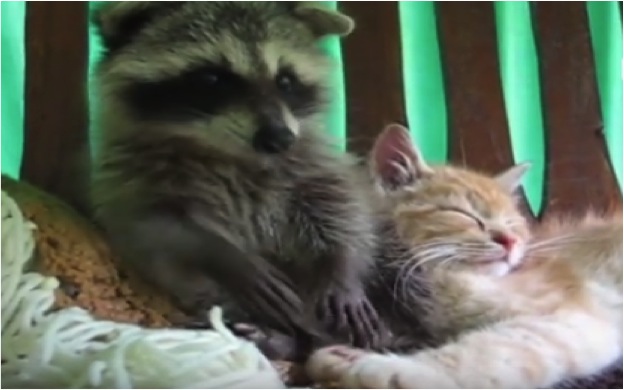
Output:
[532,2,621,217]
[21,2,90,213]
[339,1,406,157]
[436,3,534,220]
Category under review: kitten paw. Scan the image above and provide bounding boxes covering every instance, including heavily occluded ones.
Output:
[307,346,459,388]
[306,345,367,383]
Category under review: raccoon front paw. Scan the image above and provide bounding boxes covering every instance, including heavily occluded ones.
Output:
[318,287,382,348]
[306,345,458,388]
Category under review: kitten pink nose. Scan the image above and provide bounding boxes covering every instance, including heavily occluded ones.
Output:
[492,232,516,251]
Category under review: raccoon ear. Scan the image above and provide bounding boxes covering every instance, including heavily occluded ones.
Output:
[293,2,355,38]
[494,162,531,193]
[92,2,184,53]
[370,124,433,191]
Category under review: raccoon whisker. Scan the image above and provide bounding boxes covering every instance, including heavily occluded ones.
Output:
[224,128,250,142]
[297,105,325,117]
[176,108,250,142]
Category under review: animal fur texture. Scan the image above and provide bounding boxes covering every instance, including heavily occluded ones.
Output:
[306,124,623,388]
[89,1,383,359]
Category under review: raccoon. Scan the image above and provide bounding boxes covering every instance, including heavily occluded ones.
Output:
[89,2,383,357]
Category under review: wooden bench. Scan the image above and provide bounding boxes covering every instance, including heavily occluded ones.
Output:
[19,1,622,219]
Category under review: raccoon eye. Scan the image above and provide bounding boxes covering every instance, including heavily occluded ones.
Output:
[201,72,220,85]
[275,71,298,92]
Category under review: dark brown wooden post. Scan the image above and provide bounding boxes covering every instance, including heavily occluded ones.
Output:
[436,2,535,220]
[339,1,407,157]
[21,2,90,212]
[532,2,621,218]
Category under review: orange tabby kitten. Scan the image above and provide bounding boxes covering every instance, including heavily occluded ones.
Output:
[306,124,623,388]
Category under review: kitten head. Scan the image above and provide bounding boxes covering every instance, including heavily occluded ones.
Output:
[371,124,531,277]
[92,2,353,158]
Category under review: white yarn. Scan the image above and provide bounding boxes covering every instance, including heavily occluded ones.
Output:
[0,190,285,388]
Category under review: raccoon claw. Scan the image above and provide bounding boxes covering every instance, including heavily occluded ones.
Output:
[232,323,301,361]
[179,319,213,330]
[173,312,239,332]
[179,318,296,360]
[231,322,261,338]
[319,289,382,349]
[171,311,214,330]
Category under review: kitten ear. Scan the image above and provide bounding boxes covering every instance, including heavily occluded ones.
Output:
[370,124,433,190]
[293,2,355,38]
[495,162,531,193]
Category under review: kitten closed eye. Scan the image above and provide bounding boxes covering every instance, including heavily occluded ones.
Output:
[438,208,485,230]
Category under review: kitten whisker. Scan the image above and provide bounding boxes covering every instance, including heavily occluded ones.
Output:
[394,254,457,301]
[528,235,590,254]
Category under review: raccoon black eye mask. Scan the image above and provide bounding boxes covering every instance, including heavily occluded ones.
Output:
[124,63,321,138]
[90,1,385,360]
[124,63,321,154]
[123,64,252,123]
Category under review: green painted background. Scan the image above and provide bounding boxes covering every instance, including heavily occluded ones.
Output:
[1,1,26,180]
[2,1,622,215]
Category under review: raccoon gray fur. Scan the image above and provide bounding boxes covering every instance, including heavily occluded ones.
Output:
[89,1,383,358]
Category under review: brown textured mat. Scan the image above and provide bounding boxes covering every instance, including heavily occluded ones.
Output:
[2,175,621,388]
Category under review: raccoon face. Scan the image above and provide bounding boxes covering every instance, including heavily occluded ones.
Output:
[93,2,354,156]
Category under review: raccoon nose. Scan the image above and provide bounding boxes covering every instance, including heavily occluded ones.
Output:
[252,125,296,154]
